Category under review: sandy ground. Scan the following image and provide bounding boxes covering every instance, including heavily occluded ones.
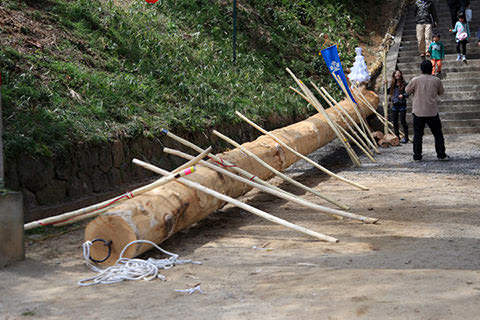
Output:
[1,133,480,320]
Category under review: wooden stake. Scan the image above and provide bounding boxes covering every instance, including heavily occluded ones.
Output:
[351,86,400,137]
[161,129,290,196]
[289,85,373,159]
[133,159,339,243]
[382,51,389,136]
[164,147,378,223]
[212,130,349,210]
[330,74,379,153]
[315,88,374,158]
[317,85,379,154]
[285,69,361,166]
[24,147,212,230]
[235,111,369,190]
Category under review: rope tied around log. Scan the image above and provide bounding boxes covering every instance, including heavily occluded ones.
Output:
[79,239,202,286]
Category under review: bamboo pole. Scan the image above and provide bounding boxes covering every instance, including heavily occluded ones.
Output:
[285,69,361,166]
[352,86,400,137]
[315,87,374,158]
[331,74,379,152]
[164,147,378,223]
[315,86,375,155]
[291,87,362,166]
[335,124,377,163]
[133,159,339,243]
[161,130,346,220]
[382,51,389,136]
[330,74,377,145]
[235,111,369,190]
[212,130,349,210]
[317,85,379,153]
[24,147,212,230]
[161,129,288,196]
[289,85,374,160]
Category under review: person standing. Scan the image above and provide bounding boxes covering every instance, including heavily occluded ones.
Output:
[428,34,445,76]
[388,70,409,143]
[449,13,470,61]
[415,0,439,58]
[405,60,448,161]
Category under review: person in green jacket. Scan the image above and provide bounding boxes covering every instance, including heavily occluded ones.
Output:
[428,34,445,77]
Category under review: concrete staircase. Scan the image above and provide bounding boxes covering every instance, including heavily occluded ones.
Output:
[393,0,480,134]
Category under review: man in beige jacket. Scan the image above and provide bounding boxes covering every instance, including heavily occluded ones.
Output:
[405,60,448,161]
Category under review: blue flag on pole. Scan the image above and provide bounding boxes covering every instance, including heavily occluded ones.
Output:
[320,45,356,104]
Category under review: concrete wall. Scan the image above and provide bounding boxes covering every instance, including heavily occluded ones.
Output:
[0,191,24,267]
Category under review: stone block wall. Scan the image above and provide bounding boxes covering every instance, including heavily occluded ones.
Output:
[4,118,296,222]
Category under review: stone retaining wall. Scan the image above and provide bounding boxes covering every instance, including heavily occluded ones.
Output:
[5,116,301,222]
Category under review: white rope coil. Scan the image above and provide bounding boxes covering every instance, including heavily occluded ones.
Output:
[79,239,201,286]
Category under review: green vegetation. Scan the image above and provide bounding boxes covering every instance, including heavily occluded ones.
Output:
[1,0,366,157]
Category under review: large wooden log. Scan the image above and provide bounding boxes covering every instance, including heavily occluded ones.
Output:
[85,88,379,265]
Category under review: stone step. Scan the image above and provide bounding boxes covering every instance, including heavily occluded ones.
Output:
[402,33,480,42]
[397,53,480,63]
[397,62,480,74]
[404,118,480,128]
[403,105,480,113]
[442,126,480,134]
[399,41,480,51]
[437,99,480,107]
[402,104,480,112]
[440,91,480,100]
[405,127,480,135]
[440,111,480,120]
[403,22,480,32]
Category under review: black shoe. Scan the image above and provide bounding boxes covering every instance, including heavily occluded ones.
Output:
[400,137,408,144]
[413,155,422,161]
[438,155,450,161]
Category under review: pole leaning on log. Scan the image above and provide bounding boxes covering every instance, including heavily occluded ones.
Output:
[235,111,369,190]
[85,89,379,265]
[164,147,378,223]
[133,159,339,243]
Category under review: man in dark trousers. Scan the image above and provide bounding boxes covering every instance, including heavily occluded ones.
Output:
[405,60,448,161]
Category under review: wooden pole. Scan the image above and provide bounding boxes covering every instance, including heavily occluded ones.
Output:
[161,129,290,195]
[164,147,378,223]
[315,87,374,157]
[352,86,401,137]
[288,86,374,160]
[133,159,339,243]
[317,85,379,153]
[330,74,379,152]
[24,147,212,230]
[382,51,389,136]
[212,130,349,210]
[235,111,369,190]
[285,69,361,166]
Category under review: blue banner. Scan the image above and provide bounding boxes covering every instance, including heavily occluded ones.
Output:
[321,45,356,104]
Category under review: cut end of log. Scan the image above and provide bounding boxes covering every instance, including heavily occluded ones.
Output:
[85,214,138,266]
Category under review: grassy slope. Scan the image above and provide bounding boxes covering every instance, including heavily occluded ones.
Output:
[0,0,367,158]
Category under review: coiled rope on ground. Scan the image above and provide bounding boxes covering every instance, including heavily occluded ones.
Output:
[79,239,202,286]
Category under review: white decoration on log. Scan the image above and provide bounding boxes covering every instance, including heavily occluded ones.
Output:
[348,47,370,84]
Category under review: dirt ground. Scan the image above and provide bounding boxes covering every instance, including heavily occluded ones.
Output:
[1,133,479,320]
